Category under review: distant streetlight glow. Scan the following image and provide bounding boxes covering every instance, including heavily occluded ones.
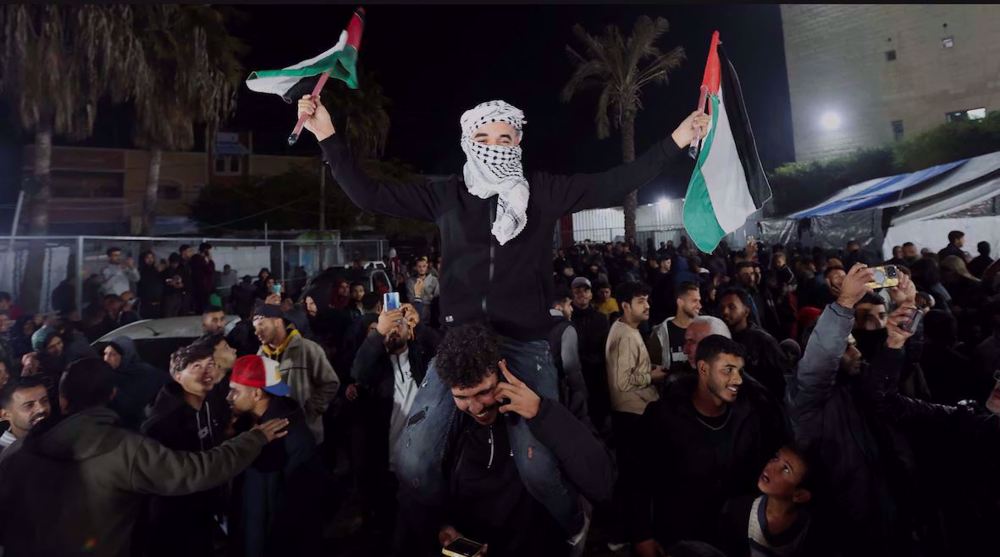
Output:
[657,197,670,208]
[820,111,842,131]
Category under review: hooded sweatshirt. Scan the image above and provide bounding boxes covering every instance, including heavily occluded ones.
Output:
[107,336,169,430]
[141,381,233,557]
[0,406,266,557]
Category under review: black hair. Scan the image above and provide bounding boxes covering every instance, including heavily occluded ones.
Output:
[179,244,191,253]
[198,242,212,252]
[0,375,49,409]
[169,341,217,375]
[361,292,381,312]
[106,247,121,257]
[195,332,227,350]
[168,253,181,264]
[782,443,816,496]
[676,281,700,297]
[823,265,846,279]
[202,305,224,315]
[551,287,572,307]
[857,293,886,307]
[694,334,746,366]
[349,281,366,291]
[615,281,651,311]
[435,324,501,389]
[59,358,115,414]
[948,230,964,244]
[735,261,755,273]
[978,241,990,255]
[718,286,753,311]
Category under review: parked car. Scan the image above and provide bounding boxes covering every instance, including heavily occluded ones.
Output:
[92,315,241,371]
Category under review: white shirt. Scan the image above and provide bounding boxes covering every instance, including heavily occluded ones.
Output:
[388,349,419,471]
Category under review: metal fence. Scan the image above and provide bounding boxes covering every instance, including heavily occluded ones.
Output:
[0,235,388,313]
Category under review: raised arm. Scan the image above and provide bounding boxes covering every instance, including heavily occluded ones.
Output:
[543,111,710,215]
[298,95,443,221]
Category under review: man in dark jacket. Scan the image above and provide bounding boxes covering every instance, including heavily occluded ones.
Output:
[298,94,705,538]
[189,243,216,314]
[937,230,966,261]
[632,336,785,555]
[396,324,614,557]
[718,287,791,402]
[103,336,169,430]
[226,355,326,557]
[787,264,919,556]
[351,304,438,530]
[0,357,288,557]
[571,277,612,436]
[141,342,234,557]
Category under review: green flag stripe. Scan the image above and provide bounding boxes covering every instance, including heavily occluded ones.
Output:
[248,48,357,82]
[683,95,726,253]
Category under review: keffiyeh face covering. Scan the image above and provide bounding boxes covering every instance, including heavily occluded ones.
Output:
[460,100,529,246]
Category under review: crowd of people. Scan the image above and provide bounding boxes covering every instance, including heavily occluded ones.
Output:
[0,92,999,557]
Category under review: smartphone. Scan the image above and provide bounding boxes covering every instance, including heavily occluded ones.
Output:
[865,265,900,290]
[271,282,282,295]
[442,537,485,557]
[901,307,924,334]
[384,292,400,311]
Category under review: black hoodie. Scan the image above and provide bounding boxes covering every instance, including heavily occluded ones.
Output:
[107,336,169,430]
[141,381,232,557]
[321,133,683,341]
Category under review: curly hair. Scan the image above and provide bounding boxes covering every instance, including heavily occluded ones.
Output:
[169,341,216,376]
[434,324,501,389]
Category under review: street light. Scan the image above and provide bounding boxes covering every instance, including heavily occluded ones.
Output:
[820,111,842,131]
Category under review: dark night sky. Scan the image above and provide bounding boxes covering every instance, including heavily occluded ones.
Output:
[0,4,793,208]
[229,3,794,203]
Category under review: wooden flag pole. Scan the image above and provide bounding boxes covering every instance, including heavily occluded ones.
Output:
[288,72,331,146]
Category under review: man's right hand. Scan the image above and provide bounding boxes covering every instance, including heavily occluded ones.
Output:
[296,95,336,141]
[253,418,290,442]
[377,308,404,336]
[650,365,668,383]
[836,263,875,309]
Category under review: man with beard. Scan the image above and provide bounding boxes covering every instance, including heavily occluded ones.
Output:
[351,305,437,532]
[787,264,919,556]
[718,287,791,402]
[0,376,51,463]
[647,282,701,373]
[298,94,707,541]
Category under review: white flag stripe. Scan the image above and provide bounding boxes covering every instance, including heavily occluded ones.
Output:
[700,90,757,233]
[245,30,348,95]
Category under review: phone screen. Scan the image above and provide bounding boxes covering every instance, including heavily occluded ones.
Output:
[384,292,401,311]
[443,538,483,557]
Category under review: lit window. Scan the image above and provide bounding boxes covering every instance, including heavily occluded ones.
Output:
[968,108,986,120]
[891,120,904,141]
[885,50,896,61]
[942,36,954,48]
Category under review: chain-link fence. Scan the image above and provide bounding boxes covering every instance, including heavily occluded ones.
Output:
[0,235,387,313]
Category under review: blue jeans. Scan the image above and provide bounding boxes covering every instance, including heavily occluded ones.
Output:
[393,337,583,536]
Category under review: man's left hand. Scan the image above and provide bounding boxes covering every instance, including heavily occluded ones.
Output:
[888,270,917,308]
[886,306,917,349]
[671,110,712,149]
[496,360,541,420]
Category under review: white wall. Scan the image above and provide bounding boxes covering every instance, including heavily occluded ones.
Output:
[883,216,1000,260]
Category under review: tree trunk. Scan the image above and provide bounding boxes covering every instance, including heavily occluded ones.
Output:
[621,112,638,242]
[20,127,53,313]
[141,147,162,235]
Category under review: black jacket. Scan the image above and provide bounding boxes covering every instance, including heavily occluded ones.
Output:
[350,325,437,400]
[633,374,785,548]
[732,324,791,402]
[321,134,683,341]
[107,336,169,430]
[229,397,328,557]
[571,304,612,427]
[140,381,232,557]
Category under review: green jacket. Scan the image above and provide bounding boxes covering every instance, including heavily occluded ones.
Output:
[259,332,341,443]
[0,407,266,557]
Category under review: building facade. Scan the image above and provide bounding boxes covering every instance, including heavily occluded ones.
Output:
[781,4,1000,162]
[21,131,318,234]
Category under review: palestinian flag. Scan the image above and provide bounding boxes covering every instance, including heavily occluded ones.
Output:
[245,7,365,102]
[683,31,772,253]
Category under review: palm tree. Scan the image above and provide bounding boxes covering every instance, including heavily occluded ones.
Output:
[562,15,685,240]
[130,5,246,235]
[0,5,146,310]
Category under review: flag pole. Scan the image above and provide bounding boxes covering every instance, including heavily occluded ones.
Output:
[688,85,709,159]
[288,72,331,146]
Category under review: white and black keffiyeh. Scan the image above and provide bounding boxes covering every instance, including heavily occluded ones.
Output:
[460,100,529,246]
